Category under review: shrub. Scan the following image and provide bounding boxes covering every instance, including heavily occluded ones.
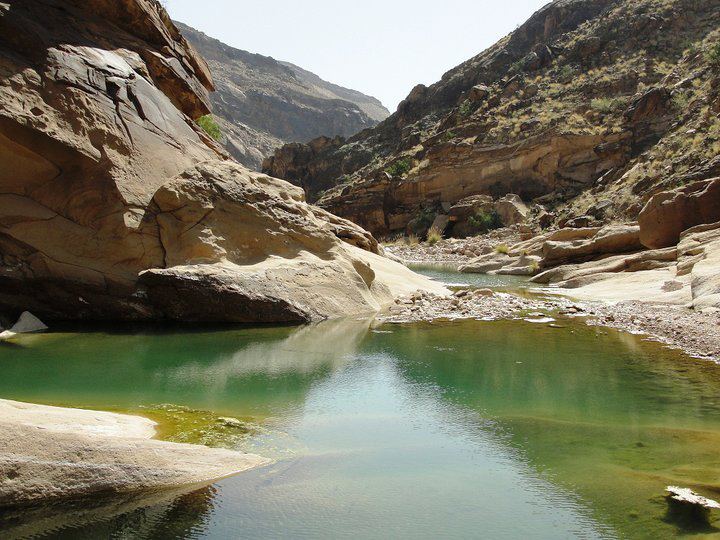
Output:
[708,43,720,68]
[529,260,540,273]
[495,244,510,254]
[385,158,412,177]
[426,227,443,245]
[406,207,437,236]
[558,65,575,80]
[671,92,690,110]
[590,97,627,114]
[458,100,473,117]
[197,115,221,141]
[468,210,502,233]
[441,130,457,143]
[407,234,420,246]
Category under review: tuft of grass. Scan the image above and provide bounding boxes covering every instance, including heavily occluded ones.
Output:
[529,260,540,273]
[197,115,221,141]
[495,244,510,255]
[407,234,420,246]
[426,227,443,245]
[385,158,412,177]
[708,42,720,68]
[590,97,627,114]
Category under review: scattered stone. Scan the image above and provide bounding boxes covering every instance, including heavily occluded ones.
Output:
[217,417,244,429]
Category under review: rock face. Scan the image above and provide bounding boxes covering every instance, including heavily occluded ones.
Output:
[0,0,443,323]
[176,22,389,170]
[0,399,270,508]
[639,178,720,249]
[264,0,720,237]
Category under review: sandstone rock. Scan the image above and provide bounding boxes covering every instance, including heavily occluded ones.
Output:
[459,253,512,274]
[532,247,678,284]
[468,85,491,102]
[541,224,643,267]
[677,222,720,311]
[448,195,495,219]
[624,87,671,124]
[563,215,595,228]
[0,399,269,508]
[639,177,720,249]
[0,0,443,323]
[430,214,451,236]
[447,195,496,237]
[494,194,529,226]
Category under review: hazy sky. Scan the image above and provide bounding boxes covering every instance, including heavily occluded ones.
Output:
[166,0,550,112]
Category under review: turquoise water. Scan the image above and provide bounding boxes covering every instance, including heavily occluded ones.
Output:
[2,316,720,538]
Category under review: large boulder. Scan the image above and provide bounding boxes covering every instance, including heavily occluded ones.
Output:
[639,178,720,249]
[0,0,444,323]
[494,194,529,226]
[542,224,643,267]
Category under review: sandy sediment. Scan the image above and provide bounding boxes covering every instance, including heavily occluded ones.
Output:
[0,399,271,508]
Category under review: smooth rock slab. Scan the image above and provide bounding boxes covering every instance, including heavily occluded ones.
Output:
[0,400,270,508]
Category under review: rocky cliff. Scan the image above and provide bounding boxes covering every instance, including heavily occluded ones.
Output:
[264,0,720,237]
[0,0,442,324]
[175,22,389,170]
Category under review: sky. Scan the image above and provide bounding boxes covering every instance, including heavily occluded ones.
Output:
[165,0,550,112]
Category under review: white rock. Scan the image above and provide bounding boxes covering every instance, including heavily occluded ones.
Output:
[11,312,48,334]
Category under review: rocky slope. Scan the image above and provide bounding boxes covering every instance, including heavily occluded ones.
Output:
[0,0,442,325]
[264,0,720,238]
[176,22,389,170]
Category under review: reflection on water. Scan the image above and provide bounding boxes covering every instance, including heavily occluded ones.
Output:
[2,318,720,538]
[407,263,537,290]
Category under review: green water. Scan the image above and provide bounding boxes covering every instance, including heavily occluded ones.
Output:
[407,263,537,291]
[2,317,720,539]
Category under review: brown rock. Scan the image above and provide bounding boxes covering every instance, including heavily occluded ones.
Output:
[638,178,720,249]
[494,194,529,226]
[468,85,491,102]
[0,0,442,323]
[542,224,644,267]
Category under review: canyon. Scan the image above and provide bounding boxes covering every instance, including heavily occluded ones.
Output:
[176,21,389,170]
[0,0,440,326]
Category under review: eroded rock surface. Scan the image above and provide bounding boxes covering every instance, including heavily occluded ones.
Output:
[0,0,442,323]
[0,399,269,508]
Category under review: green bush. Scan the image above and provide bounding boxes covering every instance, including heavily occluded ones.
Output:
[458,100,473,117]
[558,65,575,80]
[590,97,627,114]
[467,210,502,233]
[197,115,221,141]
[671,92,690,110]
[495,244,510,254]
[385,158,412,177]
[708,42,720,68]
[441,130,457,143]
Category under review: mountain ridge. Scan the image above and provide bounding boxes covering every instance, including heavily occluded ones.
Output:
[175,21,390,170]
[263,0,720,238]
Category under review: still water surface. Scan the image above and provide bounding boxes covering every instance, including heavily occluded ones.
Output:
[1,274,720,538]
